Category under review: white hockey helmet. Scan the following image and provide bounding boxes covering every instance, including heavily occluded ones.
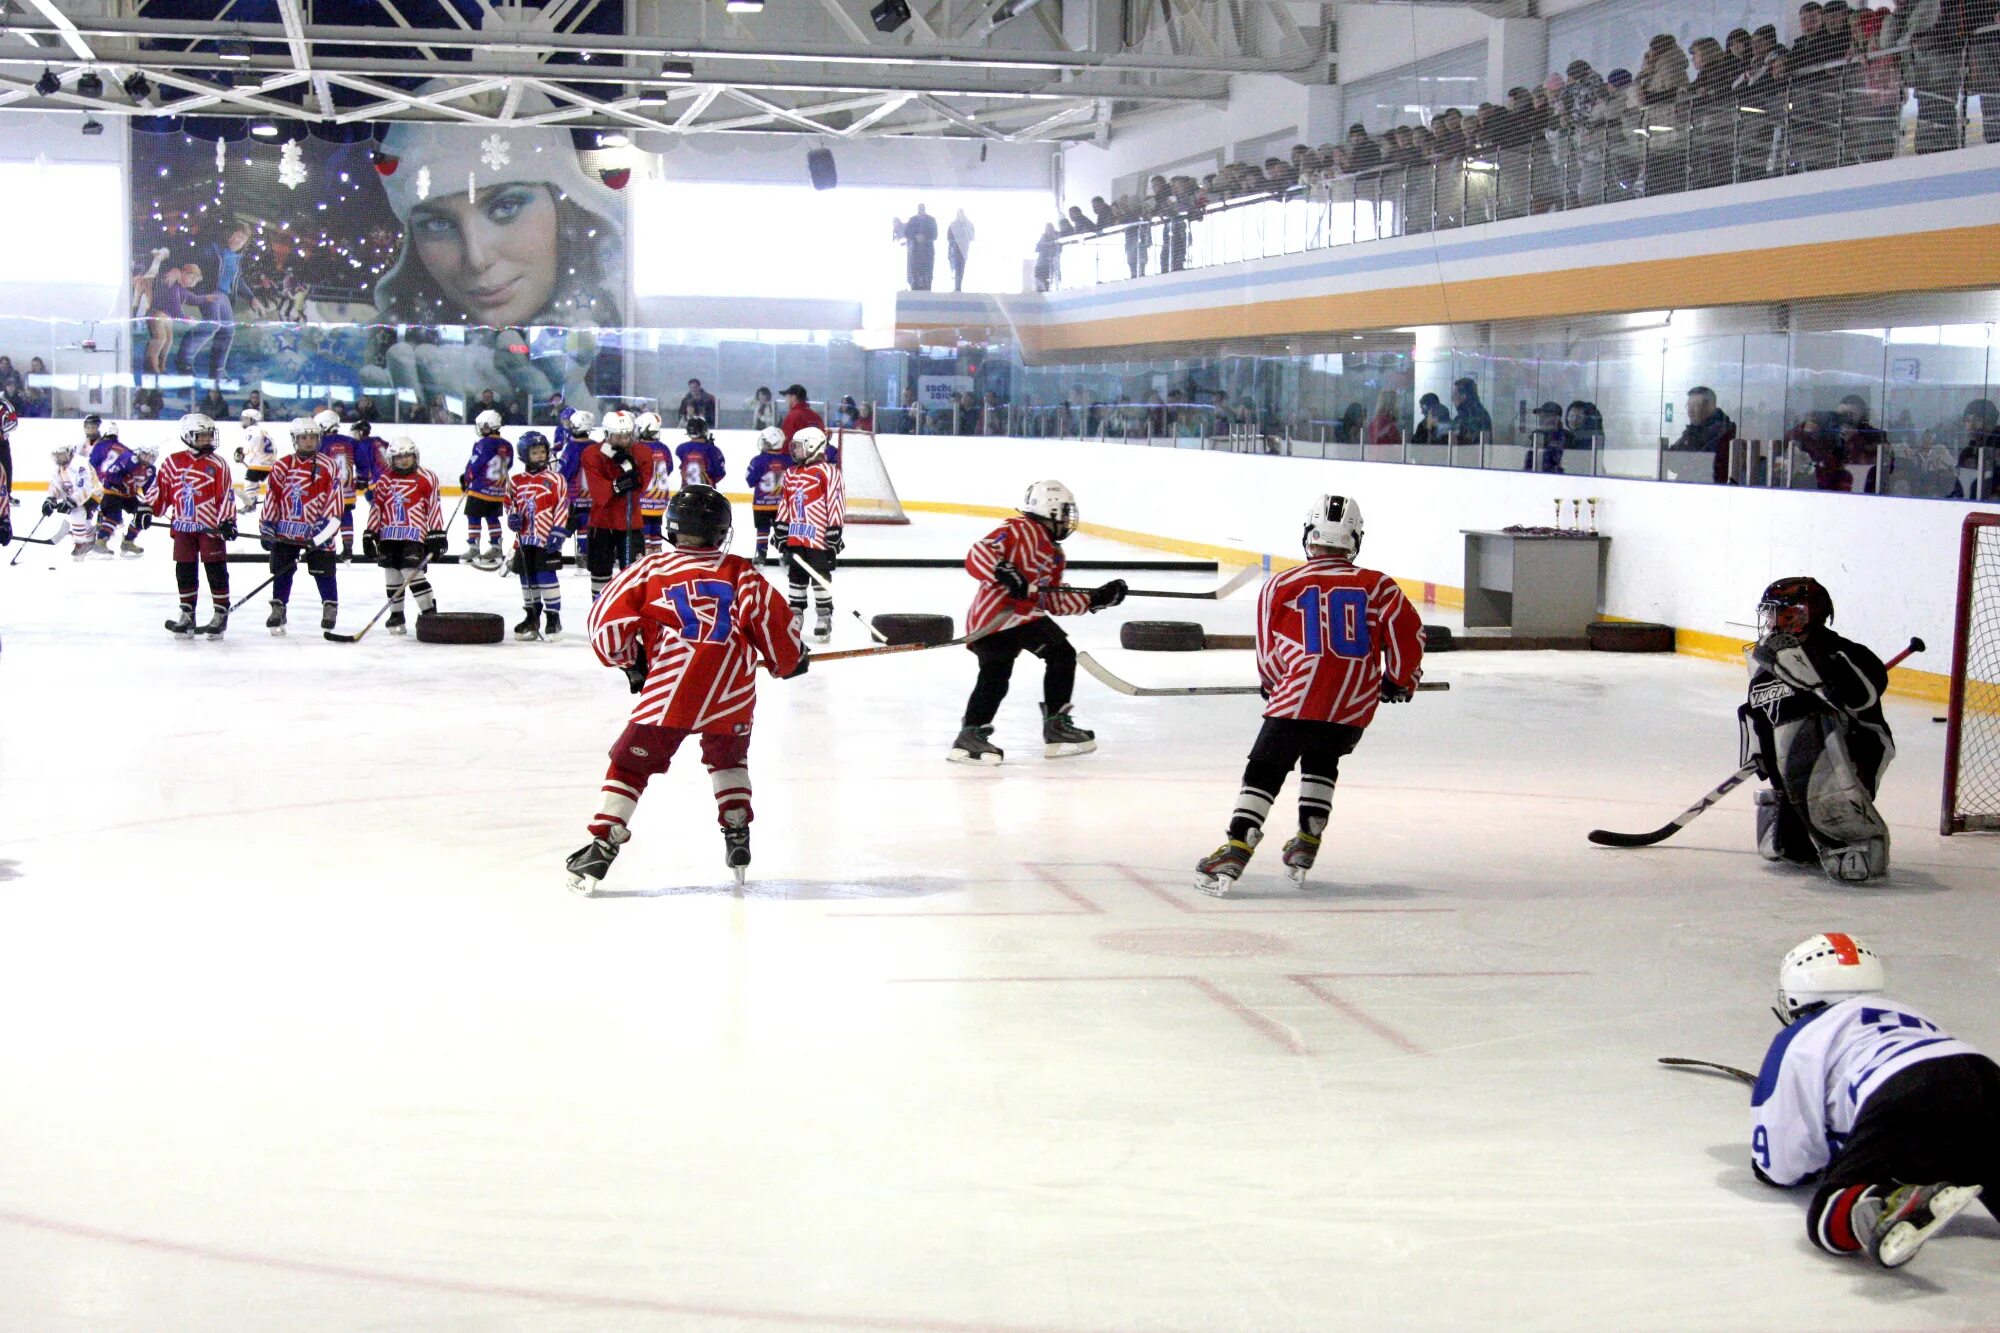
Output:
[758,425,786,452]
[313,408,340,433]
[1777,932,1885,1024]
[96,419,119,437]
[790,424,829,464]
[1303,494,1364,557]
[634,410,663,441]
[135,444,158,463]
[388,436,420,469]
[51,443,74,463]
[567,409,596,433]
[291,417,322,453]
[1021,479,1079,540]
[240,408,263,426]
[601,409,637,443]
[179,412,218,450]
[475,408,503,434]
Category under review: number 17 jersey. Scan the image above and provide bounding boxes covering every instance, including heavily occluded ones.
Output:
[1257,555,1423,727]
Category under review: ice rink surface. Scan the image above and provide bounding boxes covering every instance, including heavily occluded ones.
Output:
[2,507,1998,1331]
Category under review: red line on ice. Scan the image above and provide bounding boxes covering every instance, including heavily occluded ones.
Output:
[1287,975,1425,1055]
[888,974,1305,1055]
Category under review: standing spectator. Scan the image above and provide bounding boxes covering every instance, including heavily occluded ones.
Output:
[780,383,825,447]
[677,378,717,427]
[1637,34,1691,104]
[748,385,778,430]
[1447,378,1491,447]
[1120,198,1151,278]
[1670,385,1738,481]
[1365,390,1401,446]
[1344,124,1384,174]
[947,209,975,293]
[1955,398,2000,498]
[1409,393,1449,444]
[902,204,938,291]
[1034,223,1061,292]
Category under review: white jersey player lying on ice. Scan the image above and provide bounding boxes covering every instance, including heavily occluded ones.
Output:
[1751,932,1995,1269]
[42,443,101,560]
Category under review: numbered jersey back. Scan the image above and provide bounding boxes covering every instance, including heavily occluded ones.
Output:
[1256,557,1423,727]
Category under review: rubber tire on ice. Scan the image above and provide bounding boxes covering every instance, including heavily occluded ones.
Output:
[1586,620,1675,653]
[872,612,955,646]
[415,611,507,645]
[1423,624,1455,652]
[1120,620,1206,652]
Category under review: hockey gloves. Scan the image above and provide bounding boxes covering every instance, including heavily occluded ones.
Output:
[40,497,55,517]
[622,648,649,695]
[134,507,152,531]
[992,559,1031,600]
[782,650,811,679]
[1379,676,1415,704]
[220,519,238,542]
[362,533,380,561]
[425,529,447,560]
[610,456,640,496]
[828,528,845,556]
[771,522,790,548]
[0,513,10,545]
[1088,579,1129,610]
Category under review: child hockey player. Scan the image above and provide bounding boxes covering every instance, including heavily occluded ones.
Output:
[259,415,342,635]
[635,410,673,554]
[775,425,844,644]
[568,485,807,895]
[89,421,146,556]
[556,407,595,565]
[235,408,275,512]
[1193,495,1423,894]
[1753,932,1995,1269]
[363,437,446,634]
[504,430,569,641]
[42,442,101,561]
[1740,577,1894,883]
[676,417,727,489]
[461,409,513,568]
[581,409,654,602]
[746,426,788,565]
[147,413,238,637]
[947,480,1126,765]
[314,409,370,559]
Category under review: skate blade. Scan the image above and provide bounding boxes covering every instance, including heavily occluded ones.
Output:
[1285,864,1311,887]
[732,866,747,887]
[947,749,1004,766]
[565,873,598,898]
[269,627,287,637]
[1192,872,1234,898]
[1877,1185,1982,1268]
[1044,739,1097,759]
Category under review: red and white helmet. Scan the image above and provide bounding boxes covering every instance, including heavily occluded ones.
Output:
[475,408,503,434]
[602,409,637,443]
[634,410,663,441]
[758,426,785,452]
[1021,479,1079,540]
[1777,932,1885,1023]
[1303,494,1364,557]
[0,397,16,434]
[790,425,829,464]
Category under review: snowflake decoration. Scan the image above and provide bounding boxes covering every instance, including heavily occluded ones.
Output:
[415,165,431,201]
[479,134,512,172]
[215,137,227,174]
[278,138,307,190]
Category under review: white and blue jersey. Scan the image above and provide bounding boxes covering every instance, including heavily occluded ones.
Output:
[556,424,593,514]
[1751,995,1981,1186]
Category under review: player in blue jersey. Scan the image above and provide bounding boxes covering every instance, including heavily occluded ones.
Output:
[462,408,514,569]
[555,407,596,566]
[745,426,788,565]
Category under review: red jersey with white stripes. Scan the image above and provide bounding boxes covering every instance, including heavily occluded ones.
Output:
[777,460,843,549]
[365,467,444,542]
[146,449,238,534]
[1257,555,1423,727]
[964,515,1092,637]
[260,452,341,545]
[505,470,570,547]
[589,547,804,731]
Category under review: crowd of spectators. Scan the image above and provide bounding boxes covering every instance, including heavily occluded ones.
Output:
[1039,0,2000,284]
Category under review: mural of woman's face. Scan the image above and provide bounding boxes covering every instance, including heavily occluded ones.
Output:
[408,183,559,325]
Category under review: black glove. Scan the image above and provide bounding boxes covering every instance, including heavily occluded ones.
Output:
[363,533,379,561]
[220,519,238,542]
[623,658,648,694]
[992,559,1030,600]
[0,514,11,546]
[260,537,275,553]
[425,529,447,559]
[827,528,845,556]
[783,649,811,679]
[40,497,55,517]
[610,456,640,495]
[55,499,73,515]
[1088,578,1128,611]
[771,522,790,548]
[1379,676,1414,704]
[507,546,523,576]
[134,507,152,531]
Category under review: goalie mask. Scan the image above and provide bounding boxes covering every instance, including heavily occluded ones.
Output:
[667,485,734,550]
[519,430,552,472]
[1758,576,1834,641]
[180,413,218,451]
[1303,494,1364,557]
[1021,479,1079,540]
[758,426,786,453]
[1777,932,1884,1024]
[790,425,829,465]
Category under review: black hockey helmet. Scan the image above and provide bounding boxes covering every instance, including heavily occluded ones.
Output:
[519,429,552,471]
[685,416,711,441]
[1758,576,1834,639]
[666,485,733,550]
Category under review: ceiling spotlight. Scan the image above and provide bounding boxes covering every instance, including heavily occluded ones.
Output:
[122,71,152,102]
[726,0,764,12]
[987,0,1048,27]
[598,130,631,148]
[660,60,695,79]
[218,40,251,62]
[35,67,59,97]
[81,118,104,136]
[75,69,103,99]
[250,119,279,136]
[636,88,672,105]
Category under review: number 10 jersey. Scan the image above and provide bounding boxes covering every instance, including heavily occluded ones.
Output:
[1256,555,1424,727]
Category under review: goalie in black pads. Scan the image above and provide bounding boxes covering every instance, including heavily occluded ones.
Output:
[1738,577,1894,883]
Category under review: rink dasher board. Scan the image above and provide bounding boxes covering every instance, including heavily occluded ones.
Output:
[209,554,1221,570]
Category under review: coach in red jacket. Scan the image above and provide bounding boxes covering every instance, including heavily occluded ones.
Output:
[580,409,656,601]
[780,384,825,446]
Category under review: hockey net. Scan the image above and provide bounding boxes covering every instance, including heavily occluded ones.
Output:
[1943,512,2000,833]
[835,428,909,525]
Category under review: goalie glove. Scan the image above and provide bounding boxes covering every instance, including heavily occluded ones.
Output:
[992,559,1030,600]
[1750,632,1824,691]
[1088,578,1128,611]
[1378,676,1415,704]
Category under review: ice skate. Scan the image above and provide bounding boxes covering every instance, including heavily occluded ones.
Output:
[164,608,196,637]
[320,602,339,633]
[1870,1183,1982,1268]
[1194,834,1259,897]
[564,829,626,896]
[1281,830,1321,887]
[948,724,1004,765]
[91,538,114,557]
[813,611,833,644]
[196,608,229,637]
[541,609,562,640]
[722,815,751,886]
[119,539,144,558]
[266,600,288,636]
[70,543,90,562]
[386,608,407,635]
[1041,703,1097,758]
[514,608,542,642]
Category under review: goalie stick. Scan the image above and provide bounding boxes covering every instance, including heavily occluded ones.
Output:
[788,551,887,643]
[1658,1057,1755,1085]
[1587,637,1925,848]
[325,496,465,643]
[1077,651,1449,697]
[1060,563,1262,602]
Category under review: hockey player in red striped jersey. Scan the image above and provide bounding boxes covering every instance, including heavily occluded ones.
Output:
[775,425,845,643]
[363,438,447,634]
[504,431,569,641]
[567,485,807,895]
[147,413,239,637]
[258,419,343,635]
[1194,495,1424,895]
[947,480,1127,765]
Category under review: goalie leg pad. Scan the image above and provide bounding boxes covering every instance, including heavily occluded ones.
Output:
[1769,714,1891,879]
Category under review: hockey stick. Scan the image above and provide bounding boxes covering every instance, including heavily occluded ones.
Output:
[1658,1057,1755,1085]
[788,551,887,643]
[1059,564,1263,602]
[7,531,62,548]
[811,626,1000,663]
[1077,651,1449,698]
[1588,638,1926,848]
[7,511,57,564]
[325,496,465,644]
